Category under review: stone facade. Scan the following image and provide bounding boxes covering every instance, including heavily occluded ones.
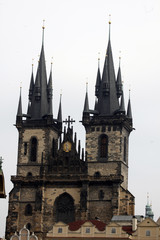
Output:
[6,24,135,240]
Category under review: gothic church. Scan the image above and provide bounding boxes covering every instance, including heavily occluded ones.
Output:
[5,22,134,240]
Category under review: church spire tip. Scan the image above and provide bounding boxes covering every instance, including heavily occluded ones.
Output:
[42,19,45,45]
[108,14,111,40]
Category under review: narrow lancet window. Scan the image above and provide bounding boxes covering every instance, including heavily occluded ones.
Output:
[30,137,37,162]
[99,134,108,158]
[124,137,127,162]
[24,143,27,155]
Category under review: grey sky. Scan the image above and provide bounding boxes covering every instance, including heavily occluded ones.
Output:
[0,0,160,237]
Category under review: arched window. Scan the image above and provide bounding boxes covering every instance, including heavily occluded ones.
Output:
[52,138,55,158]
[30,137,37,162]
[25,204,32,216]
[54,193,75,224]
[99,135,108,158]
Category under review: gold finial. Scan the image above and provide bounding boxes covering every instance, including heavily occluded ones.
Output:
[42,20,45,44]
[32,58,34,71]
[98,52,100,67]
[20,82,22,95]
[51,57,53,65]
[109,14,111,24]
[42,19,45,29]
[32,58,34,66]
[50,57,53,72]
[119,51,121,65]
[86,80,88,92]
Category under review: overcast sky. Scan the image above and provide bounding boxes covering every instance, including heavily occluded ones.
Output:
[0,0,160,237]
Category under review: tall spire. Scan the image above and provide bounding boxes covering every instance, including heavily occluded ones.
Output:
[28,63,34,101]
[97,20,119,116]
[48,62,53,116]
[17,87,22,117]
[127,90,132,119]
[116,57,123,98]
[83,83,89,113]
[57,94,62,123]
[95,56,101,97]
[29,25,49,119]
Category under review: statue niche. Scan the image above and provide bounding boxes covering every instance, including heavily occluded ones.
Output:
[55,192,75,224]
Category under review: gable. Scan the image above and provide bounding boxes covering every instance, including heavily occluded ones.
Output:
[138,218,159,227]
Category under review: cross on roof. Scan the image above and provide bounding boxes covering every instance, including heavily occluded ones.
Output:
[63,116,75,129]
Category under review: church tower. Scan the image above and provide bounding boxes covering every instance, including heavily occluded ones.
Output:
[6,22,134,240]
[82,22,134,221]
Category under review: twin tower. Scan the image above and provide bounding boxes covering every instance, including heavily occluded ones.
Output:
[6,23,134,240]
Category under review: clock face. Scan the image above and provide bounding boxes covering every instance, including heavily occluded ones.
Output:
[63,141,72,152]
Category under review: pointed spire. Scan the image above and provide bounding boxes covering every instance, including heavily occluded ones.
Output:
[30,27,49,119]
[17,87,22,117]
[83,83,89,113]
[116,57,123,98]
[74,132,77,147]
[97,20,119,116]
[63,126,66,141]
[48,62,53,116]
[127,90,132,119]
[48,62,53,99]
[95,56,101,97]
[57,94,62,122]
[29,64,34,101]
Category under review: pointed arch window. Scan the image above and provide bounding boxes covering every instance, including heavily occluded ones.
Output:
[99,134,108,158]
[25,204,32,216]
[54,193,75,224]
[30,137,37,162]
